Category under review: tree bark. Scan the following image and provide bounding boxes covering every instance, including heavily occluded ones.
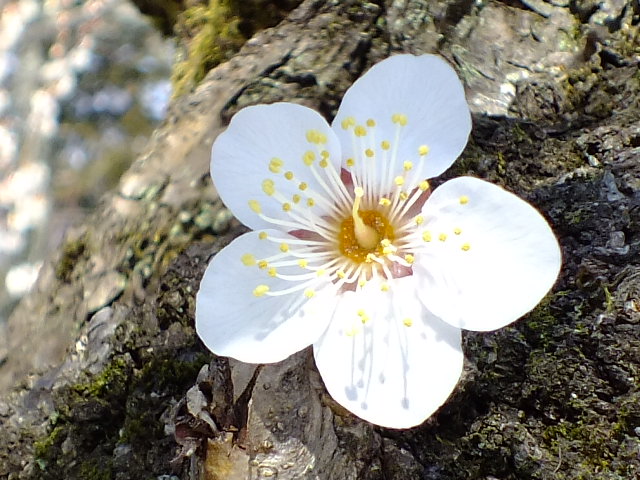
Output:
[1,0,639,479]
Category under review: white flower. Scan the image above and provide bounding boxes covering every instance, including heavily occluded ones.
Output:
[196,54,561,429]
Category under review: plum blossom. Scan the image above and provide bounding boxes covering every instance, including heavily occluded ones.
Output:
[196,54,561,428]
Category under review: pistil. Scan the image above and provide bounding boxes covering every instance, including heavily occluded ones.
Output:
[352,187,379,249]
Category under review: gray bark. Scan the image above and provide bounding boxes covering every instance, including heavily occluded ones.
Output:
[1,0,639,479]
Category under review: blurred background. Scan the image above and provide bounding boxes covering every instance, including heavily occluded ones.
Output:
[0,0,174,324]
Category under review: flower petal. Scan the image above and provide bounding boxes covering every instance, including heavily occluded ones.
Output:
[332,54,471,193]
[313,277,463,429]
[212,103,345,231]
[414,176,562,331]
[196,230,337,363]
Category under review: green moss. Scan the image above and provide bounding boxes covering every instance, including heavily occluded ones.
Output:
[78,459,112,480]
[55,236,87,282]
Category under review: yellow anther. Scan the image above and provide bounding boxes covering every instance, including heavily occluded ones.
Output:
[354,125,367,137]
[365,148,374,158]
[392,113,408,126]
[404,254,414,264]
[284,171,294,180]
[382,246,394,255]
[258,260,268,269]
[366,119,376,127]
[304,289,315,298]
[403,318,413,327]
[357,309,366,317]
[403,161,413,171]
[419,180,430,191]
[321,150,330,159]
[282,203,292,212]
[415,215,424,225]
[337,270,346,279]
[454,227,462,235]
[346,158,355,167]
[262,179,275,196]
[394,176,405,186]
[380,283,390,292]
[298,182,308,191]
[341,116,356,130]
[253,285,269,297]
[303,150,315,166]
[439,233,447,242]
[298,259,308,268]
[418,145,430,156]
[241,253,256,266]
[422,231,432,242]
[305,129,326,144]
[379,197,391,207]
[459,195,469,205]
[279,242,289,253]
[358,278,367,287]
[258,232,268,240]
[316,269,326,277]
[306,198,315,207]
[400,192,409,200]
[381,140,391,150]
[268,267,277,277]
[319,159,329,168]
[249,200,262,214]
[380,238,391,247]
[461,243,471,251]
[365,253,375,263]
[269,157,284,173]
[292,194,301,203]
[360,314,370,324]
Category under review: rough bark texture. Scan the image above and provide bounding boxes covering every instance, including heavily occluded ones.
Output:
[1,0,639,479]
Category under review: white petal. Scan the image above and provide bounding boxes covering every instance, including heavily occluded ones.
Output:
[196,230,337,363]
[313,277,463,429]
[211,103,344,231]
[332,54,471,190]
[414,177,562,331]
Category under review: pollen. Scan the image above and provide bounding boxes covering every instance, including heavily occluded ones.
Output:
[365,148,374,158]
[304,288,315,298]
[379,197,391,207]
[403,318,413,327]
[282,203,292,212]
[366,119,376,127]
[419,180,430,191]
[418,145,429,156]
[346,158,355,167]
[439,233,447,242]
[381,140,390,150]
[269,157,284,173]
[284,171,294,180]
[380,283,390,292]
[415,215,424,225]
[253,285,270,297]
[354,125,367,137]
[268,267,277,277]
[394,176,405,186]
[391,113,408,126]
[316,269,326,277]
[249,200,262,213]
[298,182,308,191]
[404,254,414,264]
[258,260,268,269]
[461,243,471,251]
[241,253,256,266]
[337,270,346,279]
[319,159,329,168]
[454,227,462,235]
[303,151,315,166]
[321,150,330,159]
[459,195,469,205]
[279,242,289,252]
[403,161,413,171]
[422,231,432,242]
[341,116,356,130]
[262,179,275,195]
[292,194,301,203]
[306,129,327,144]
[306,198,315,207]
[298,259,308,268]
[258,232,268,240]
